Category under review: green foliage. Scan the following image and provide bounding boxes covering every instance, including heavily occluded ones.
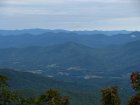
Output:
[129,72,140,105]
[0,69,97,105]
[0,75,24,105]
[0,75,8,87]
[0,75,10,105]
[130,72,140,91]
[0,40,140,78]
[34,89,70,105]
[128,93,140,105]
[1,69,140,105]
[101,86,120,105]
[0,74,70,105]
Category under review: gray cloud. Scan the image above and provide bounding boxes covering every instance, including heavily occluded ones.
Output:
[0,0,140,30]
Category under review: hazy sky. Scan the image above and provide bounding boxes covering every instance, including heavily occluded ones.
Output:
[0,0,140,30]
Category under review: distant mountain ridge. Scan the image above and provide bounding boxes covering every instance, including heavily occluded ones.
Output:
[0,29,132,36]
[0,29,139,105]
[0,30,140,48]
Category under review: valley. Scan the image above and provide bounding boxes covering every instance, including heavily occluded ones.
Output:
[0,30,140,105]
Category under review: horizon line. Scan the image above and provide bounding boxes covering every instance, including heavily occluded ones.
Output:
[0,28,139,31]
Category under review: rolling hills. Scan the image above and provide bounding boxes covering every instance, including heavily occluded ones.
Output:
[0,40,139,78]
[0,30,140,48]
[0,30,139,105]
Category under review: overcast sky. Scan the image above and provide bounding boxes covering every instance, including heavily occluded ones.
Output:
[0,0,140,30]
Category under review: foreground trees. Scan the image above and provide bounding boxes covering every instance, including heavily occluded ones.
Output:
[34,89,70,105]
[128,93,140,105]
[1,71,140,105]
[101,72,140,105]
[128,72,140,105]
[101,86,120,105]
[0,75,11,105]
[0,75,25,105]
[131,72,140,91]
[0,74,70,105]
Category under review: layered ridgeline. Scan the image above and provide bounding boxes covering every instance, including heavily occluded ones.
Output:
[0,40,139,104]
[0,40,139,78]
[0,30,139,48]
[0,29,131,36]
[0,30,140,105]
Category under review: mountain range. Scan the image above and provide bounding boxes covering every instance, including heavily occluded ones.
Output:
[0,40,139,78]
[0,29,131,36]
[0,29,139,48]
[0,29,139,105]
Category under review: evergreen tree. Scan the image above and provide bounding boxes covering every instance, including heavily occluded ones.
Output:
[131,72,140,91]
[0,74,9,105]
[35,89,70,105]
[0,75,70,105]
[101,86,120,105]
[129,72,140,105]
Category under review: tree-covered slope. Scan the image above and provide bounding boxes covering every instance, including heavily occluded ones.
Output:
[0,40,140,78]
[0,68,96,105]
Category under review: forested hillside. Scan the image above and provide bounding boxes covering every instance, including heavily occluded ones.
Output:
[0,69,139,105]
[0,40,139,78]
[0,69,96,105]
[0,30,140,105]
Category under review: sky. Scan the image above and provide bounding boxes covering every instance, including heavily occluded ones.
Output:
[0,0,140,30]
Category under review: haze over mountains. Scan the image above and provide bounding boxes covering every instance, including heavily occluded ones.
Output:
[0,29,131,36]
[0,29,140,80]
[0,29,139,48]
[0,29,140,105]
[0,39,140,78]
